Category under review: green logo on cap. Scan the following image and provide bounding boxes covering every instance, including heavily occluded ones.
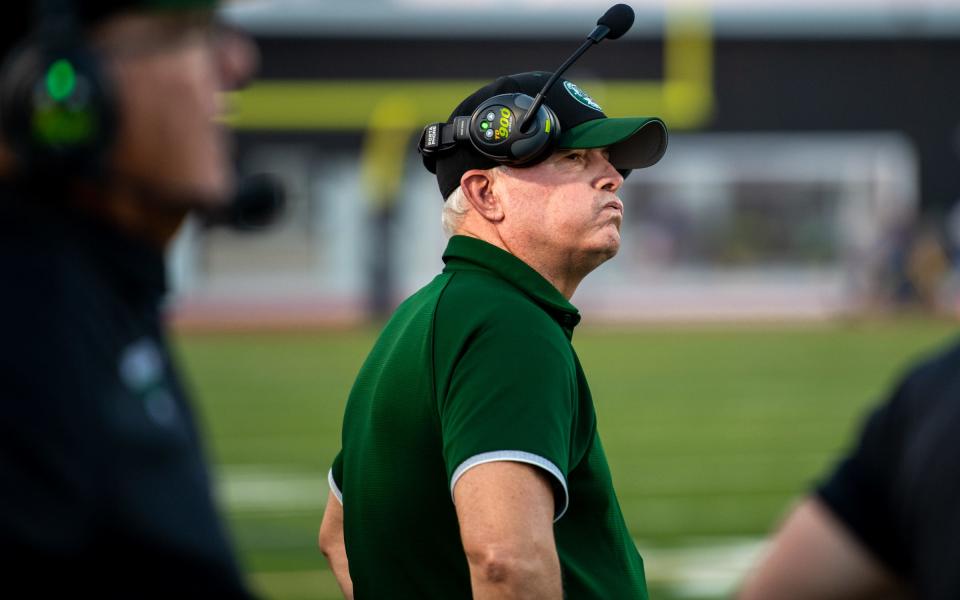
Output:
[563,81,602,112]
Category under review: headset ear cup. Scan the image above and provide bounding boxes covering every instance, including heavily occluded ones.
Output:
[465,93,561,167]
[507,102,560,166]
[0,37,116,177]
[467,95,516,160]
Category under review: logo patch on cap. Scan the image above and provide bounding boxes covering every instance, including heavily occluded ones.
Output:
[563,81,603,112]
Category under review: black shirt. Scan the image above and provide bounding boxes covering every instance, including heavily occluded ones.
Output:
[0,184,251,597]
[818,337,960,600]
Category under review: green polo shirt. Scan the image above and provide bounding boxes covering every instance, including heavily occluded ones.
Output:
[330,235,647,599]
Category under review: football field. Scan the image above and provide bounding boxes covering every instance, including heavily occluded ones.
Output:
[176,319,956,599]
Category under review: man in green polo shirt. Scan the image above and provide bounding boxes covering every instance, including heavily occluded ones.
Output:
[319,72,668,599]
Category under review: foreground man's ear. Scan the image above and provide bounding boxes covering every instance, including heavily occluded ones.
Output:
[460,169,504,223]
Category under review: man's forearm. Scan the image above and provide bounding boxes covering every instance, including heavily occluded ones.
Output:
[318,490,354,599]
[739,498,909,600]
[322,541,354,600]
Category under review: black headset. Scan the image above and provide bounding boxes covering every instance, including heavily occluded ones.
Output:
[417,3,635,169]
[418,91,562,168]
[0,0,116,177]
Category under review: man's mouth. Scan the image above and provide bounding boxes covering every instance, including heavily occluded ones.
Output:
[603,198,624,214]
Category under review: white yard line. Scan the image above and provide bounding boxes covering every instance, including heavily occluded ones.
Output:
[216,465,326,513]
[639,537,767,598]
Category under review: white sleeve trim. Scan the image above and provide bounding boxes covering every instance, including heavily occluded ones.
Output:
[450,450,569,522]
[327,468,343,505]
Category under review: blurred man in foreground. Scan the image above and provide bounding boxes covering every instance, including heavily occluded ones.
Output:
[319,72,668,598]
[0,1,256,595]
[740,341,960,599]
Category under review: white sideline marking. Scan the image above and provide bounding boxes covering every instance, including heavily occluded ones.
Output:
[639,537,767,598]
[216,465,325,513]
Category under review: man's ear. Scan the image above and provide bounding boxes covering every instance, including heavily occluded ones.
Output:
[460,169,504,223]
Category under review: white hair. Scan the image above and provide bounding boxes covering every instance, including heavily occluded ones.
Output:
[441,185,472,238]
[441,166,507,238]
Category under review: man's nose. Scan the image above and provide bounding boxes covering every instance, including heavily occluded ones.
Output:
[596,152,624,193]
[216,26,259,91]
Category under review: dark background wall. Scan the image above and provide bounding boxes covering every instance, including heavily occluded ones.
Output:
[248,35,960,213]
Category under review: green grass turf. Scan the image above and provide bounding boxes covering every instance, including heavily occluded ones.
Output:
[174,319,957,599]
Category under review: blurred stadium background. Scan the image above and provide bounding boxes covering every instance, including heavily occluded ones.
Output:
[169,0,960,597]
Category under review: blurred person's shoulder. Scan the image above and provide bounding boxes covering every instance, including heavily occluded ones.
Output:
[892,333,960,418]
[0,184,125,359]
[0,186,86,307]
[0,189,110,435]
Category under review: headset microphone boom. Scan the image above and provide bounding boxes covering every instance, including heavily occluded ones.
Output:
[516,4,635,134]
[418,3,636,168]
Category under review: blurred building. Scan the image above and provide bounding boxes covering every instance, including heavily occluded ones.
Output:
[168,0,960,326]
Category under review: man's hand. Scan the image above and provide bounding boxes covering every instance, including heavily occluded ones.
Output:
[454,461,562,599]
[739,497,910,600]
[318,490,354,600]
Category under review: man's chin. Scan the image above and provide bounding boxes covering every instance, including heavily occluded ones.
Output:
[603,242,620,261]
[601,229,621,257]
[582,236,620,270]
[182,168,235,206]
[155,172,235,210]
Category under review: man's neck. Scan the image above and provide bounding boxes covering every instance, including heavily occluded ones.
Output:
[71,179,187,249]
[453,228,584,300]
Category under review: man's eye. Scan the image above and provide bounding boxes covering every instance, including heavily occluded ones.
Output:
[565,153,584,161]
